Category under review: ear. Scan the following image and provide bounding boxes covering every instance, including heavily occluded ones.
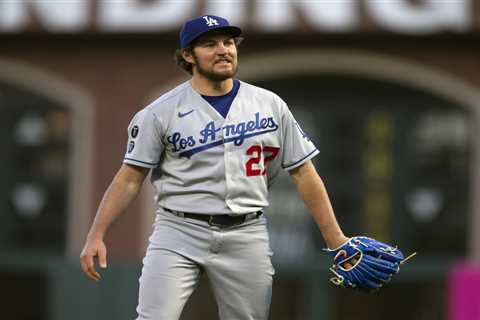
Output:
[182,49,195,64]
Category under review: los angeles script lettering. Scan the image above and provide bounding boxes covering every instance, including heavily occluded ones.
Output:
[167,112,278,152]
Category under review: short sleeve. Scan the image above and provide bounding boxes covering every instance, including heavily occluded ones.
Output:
[281,106,319,171]
[123,108,164,168]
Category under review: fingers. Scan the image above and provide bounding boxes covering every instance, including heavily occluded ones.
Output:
[98,244,108,269]
[80,241,107,282]
[88,256,102,282]
[80,250,101,281]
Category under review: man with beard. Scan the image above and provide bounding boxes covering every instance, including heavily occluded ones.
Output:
[80,15,350,320]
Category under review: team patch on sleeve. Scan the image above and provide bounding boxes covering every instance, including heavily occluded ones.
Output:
[281,108,319,171]
[123,108,164,168]
[131,125,139,138]
[127,140,135,153]
[295,122,311,141]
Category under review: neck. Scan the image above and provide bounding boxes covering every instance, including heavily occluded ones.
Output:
[190,74,233,96]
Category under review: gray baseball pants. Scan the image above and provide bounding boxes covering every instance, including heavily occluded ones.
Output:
[135,208,275,320]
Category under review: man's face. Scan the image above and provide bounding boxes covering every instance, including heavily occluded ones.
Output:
[189,33,238,81]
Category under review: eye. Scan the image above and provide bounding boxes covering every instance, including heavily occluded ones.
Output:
[224,39,235,47]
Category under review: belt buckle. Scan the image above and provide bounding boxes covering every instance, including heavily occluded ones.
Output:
[208,215,242,228]
[208,215,224,227]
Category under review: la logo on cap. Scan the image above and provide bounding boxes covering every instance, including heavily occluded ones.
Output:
[203,16,219,27]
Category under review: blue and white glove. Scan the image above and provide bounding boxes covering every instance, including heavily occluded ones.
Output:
[324,236,408,292]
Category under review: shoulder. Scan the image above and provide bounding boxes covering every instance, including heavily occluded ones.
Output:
[239,80,289,111]
[239,81,277,98]
[130,81,191,126]
[145,81,191,113]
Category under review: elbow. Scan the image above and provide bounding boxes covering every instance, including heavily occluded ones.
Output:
[125,180,143,195]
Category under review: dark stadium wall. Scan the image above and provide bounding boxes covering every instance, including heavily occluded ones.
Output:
[1,34,479,259]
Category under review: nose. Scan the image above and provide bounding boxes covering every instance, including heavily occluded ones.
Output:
[216,42,228,54]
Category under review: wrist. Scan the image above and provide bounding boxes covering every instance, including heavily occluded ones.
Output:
[87,230,105,241]
[325,234,349,250]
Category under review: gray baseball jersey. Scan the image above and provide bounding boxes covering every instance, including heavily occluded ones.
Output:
[123,80,318,214]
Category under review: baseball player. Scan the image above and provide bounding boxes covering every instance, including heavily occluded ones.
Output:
[80,15,351,319]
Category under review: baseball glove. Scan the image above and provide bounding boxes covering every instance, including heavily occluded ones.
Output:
[324,236,415,292]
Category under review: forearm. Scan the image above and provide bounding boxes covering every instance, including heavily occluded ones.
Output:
[290,161,347,249]
[87,165,147,240]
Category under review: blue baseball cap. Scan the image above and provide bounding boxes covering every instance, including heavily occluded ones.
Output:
[180,15,242,49]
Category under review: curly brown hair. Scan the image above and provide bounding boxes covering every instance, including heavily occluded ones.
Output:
[173,36,243,75]
[174,46,195,75]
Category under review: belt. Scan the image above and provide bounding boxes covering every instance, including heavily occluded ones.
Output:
[163,208,263,228]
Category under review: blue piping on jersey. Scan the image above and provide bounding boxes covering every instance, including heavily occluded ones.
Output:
[124,157,159,166]
[282,149,319,170]
[179,127,279,159]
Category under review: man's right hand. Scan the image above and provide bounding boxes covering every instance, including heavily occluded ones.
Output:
[80,238,108,282]
[78,164,148,282]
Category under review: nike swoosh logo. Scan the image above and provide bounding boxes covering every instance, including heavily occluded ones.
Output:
[178,109,194,118]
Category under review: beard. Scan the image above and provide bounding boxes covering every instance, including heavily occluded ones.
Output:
[192,54,238,82]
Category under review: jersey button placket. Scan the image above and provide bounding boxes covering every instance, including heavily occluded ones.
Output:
[223,116,234,210]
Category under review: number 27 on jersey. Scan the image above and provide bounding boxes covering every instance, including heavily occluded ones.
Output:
[245,145,279,176]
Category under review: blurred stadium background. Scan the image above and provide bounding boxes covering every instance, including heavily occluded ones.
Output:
[1,1,480,319]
